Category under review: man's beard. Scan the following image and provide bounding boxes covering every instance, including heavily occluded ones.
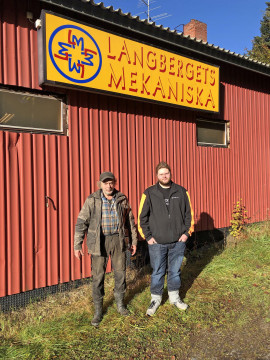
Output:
[159,179,171,186]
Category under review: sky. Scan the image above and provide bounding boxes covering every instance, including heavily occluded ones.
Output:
[98,0,268,55]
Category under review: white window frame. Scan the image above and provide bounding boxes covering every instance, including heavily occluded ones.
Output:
[196,118,229,147]
[0,87,67,134]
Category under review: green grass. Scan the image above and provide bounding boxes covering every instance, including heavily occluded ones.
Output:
[0,222,269,360]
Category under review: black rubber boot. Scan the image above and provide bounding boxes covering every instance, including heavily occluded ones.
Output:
[91,301,103,327]
[115,294,130,316]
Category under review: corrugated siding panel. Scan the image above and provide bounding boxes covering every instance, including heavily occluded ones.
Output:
[0,0,270,297]
[18,134,34,293]
[45,136,59,286]
[0,0,40,89]
[6,133,21,295]
[2,0,17,86]
[0,133,7,296]
[33,134,46,290]
[58,136,71,284]
[0,131,72,297]
[127,105,138,217]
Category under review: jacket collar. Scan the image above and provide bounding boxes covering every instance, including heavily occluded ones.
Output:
[153,182,178,197]
[93,189,126,202]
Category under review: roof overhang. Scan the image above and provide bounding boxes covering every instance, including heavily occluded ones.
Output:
[38,0,270,78]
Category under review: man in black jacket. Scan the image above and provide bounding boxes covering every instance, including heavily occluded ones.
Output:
[138,161,194,316]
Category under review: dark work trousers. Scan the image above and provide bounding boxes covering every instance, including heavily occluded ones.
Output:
[91,234,126,303]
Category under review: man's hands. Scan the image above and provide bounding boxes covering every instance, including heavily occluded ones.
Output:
[75,246,137,258]
[178,234,188,242]
[74,236,187,258]
[74,249,84,259]
[148,235,188,244]
[130,245,137,256]
[148,237,157,245]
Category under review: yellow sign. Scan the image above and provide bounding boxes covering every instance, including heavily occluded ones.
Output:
[40,11,219,112]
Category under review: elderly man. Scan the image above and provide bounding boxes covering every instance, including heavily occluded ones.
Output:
[138,161,194,316]
[74,172,137,326]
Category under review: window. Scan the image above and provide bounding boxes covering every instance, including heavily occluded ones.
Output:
[0,88,65,133]
[196,118,229,147]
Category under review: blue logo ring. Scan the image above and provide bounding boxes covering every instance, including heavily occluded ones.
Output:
[48,24,102,84]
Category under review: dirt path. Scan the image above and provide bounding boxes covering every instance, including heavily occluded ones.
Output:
[185,318,270,360]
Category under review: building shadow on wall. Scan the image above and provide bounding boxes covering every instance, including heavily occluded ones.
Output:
[180,212,225,300]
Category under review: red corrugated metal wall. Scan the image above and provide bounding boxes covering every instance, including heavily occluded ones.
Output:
[0,0,270,297]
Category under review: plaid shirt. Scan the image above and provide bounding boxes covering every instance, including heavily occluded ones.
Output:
[101,192,119,235]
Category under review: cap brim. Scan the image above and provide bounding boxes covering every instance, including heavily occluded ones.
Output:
[101,177,114,182]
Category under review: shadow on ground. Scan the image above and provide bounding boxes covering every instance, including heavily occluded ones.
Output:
[181,212,225,299]
[104,213,226,311]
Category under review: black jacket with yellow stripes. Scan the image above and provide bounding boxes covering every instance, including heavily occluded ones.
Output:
[138,182,194,244]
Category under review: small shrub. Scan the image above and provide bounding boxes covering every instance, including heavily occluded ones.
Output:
[230,199,248,238]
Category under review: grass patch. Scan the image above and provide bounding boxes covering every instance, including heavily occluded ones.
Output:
[0,222,269,359]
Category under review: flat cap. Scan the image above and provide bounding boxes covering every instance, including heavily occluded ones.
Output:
[99,171,115,182]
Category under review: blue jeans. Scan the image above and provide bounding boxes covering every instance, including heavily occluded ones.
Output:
[148,241,186,295]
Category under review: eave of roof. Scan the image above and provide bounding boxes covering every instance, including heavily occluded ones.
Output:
[39,0,270,77]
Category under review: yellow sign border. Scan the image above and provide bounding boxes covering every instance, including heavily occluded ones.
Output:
[39,11,220,113]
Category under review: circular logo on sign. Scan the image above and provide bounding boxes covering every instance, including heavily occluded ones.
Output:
[48,24,102,84]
